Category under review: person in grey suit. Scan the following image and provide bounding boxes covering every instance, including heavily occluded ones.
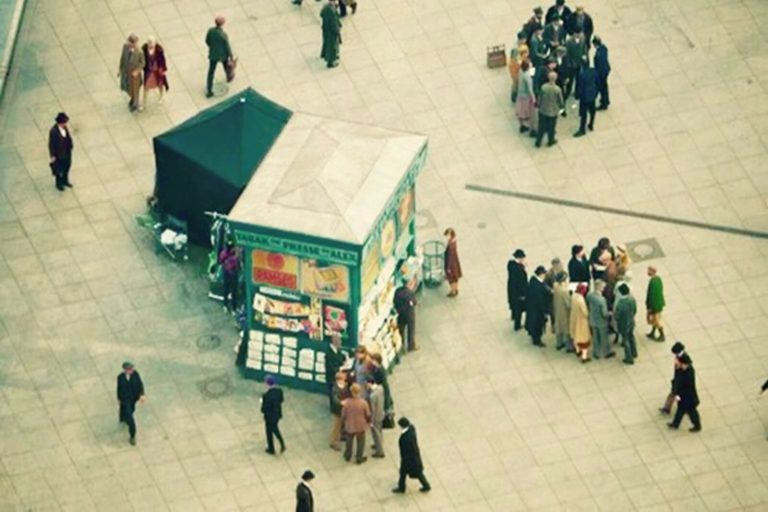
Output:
[367,378,385,458]
[587,280,614,359]
[535,71,564,148]
[615,283,638,365]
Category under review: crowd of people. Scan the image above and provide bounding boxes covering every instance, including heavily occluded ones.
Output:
[508,0,611,146]
[507,239,666,365]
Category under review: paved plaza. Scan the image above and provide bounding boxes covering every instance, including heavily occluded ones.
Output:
[2,0,768,510]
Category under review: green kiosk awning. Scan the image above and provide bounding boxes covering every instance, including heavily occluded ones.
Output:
[153,88,292,245]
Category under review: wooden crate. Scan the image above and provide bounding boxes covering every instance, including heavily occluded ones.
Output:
[486,44,507,68]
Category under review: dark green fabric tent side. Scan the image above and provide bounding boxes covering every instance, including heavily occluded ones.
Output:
[153,88,292,245]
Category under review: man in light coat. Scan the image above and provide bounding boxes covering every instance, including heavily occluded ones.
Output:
[552,272,572,351]
[587,280,614,359]
[367,378,385,458]
[535,71,564,148]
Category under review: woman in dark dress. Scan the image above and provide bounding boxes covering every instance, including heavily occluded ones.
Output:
[443,228,462,297]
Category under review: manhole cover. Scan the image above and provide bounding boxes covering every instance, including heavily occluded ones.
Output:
[625,238,664,263]
[477,222,486,229]
[414,209,437,230]
[199,375,232,399]
[196,334,222,351]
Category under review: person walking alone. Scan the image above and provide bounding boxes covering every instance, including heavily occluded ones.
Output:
[261,375,286,454]
[667,354,701,432]
[296,470,315,512]
[205,16,233,98]
[48,112,74,191]
[320,0,342,68]
[391,417,431,494]
[645,266,666,341]
[535,71,564,148]
[117,361,145,446]
[443,228,462,297]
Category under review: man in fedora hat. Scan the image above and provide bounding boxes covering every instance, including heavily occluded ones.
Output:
[507,249,528,330]
[116,361,145,445]
[296,469,315,512]
[667,353,701,432]
[526,265,549,347]
[48,112,74,191]
[392,417,430,494]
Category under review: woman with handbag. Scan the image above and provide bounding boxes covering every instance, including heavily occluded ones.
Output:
[141,37,169,108]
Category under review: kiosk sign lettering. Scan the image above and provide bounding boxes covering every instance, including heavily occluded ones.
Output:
[235,232,358,265]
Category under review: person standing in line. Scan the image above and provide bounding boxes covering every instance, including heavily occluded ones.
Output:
[507,249,528,330]
[535,71,564,148]
[526,266,548,347]
[320,0,342,68]
[341,383,370,464]
[516,59,537,135]
[667,354,701,432]
[205,16,233,98]
[587,280,614,359]
[218,241,240,313]
[552,272,572,351]
[118,34,145,112]
[367,378,385,458]
[615,283,638,364]
[117,361,145,446]
[592,35,611,110]
[391,417,431,494]
[141,36,168,108]
[329,372,348,451]
[570,283,591,362]
[443,228,462,297]
[48,112,74,191]
[324,335,347,407]
[573,56,598,137]
[296,470,315,512]
[261,375,286,455]
[393,281,417,351]
[660,342,686,414]
[645,266,666,342]
[568,244,590,284]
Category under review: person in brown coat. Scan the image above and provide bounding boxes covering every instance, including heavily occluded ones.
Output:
[570,283,591,362]
[341,383,371,464]
[443,228,462,298]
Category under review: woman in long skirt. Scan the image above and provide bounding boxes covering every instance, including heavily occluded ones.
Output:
[142,36,169,108]
[444,228,462,298]
[515,59,536,135]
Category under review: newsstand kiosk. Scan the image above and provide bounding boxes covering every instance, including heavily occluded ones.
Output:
[228,113,428,393]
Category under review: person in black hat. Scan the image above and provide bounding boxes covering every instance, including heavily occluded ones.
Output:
[116,361,145,446]
[525,265,548,347]
[392,417,430,494]
[543,13,565,49]
[546,0,572,26]
[261,374,286,454]
[507,249,528,330]
[522,7,545,44]
[660,342,686,414]
[668,353,701,432]
[48,112,74,191]
[393,278,418,351]
[296,470,315,512]
[568,244,590,283]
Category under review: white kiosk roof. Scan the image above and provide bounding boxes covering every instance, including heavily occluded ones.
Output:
[228,113,427,245]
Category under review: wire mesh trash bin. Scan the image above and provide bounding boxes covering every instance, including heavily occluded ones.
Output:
[422,240,445,288]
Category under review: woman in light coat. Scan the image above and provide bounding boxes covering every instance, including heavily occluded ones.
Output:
[570,282,591,362]
[515,59,536,135]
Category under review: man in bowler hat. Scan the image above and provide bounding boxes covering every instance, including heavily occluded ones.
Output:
[525,265,549,347]
[48,112,74,191]
[392,417,431,494]
[667,354,701,432]
[261,375,286,454]
[117,361,145,445]
[507,249,528,330]
[660,342,686,414]
[296,469,315,512]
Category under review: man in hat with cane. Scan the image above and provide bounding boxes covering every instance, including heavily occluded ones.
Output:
[48,112,74,191]
[116,361,145,446]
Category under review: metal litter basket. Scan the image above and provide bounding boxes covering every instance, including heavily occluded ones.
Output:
[422,240,445,288]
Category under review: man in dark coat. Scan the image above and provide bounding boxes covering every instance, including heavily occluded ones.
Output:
[567,6,594,42]
[562,31,586,101]
[545,0,572,26]
[568,244,590,283]
[117,361,145,446]
[525,266,548,347]
[393,282,417,351]
[324,335,347,409]
[668,354,701,432]
[320,0,342,68]
[48,112,74,191]
[205,16,233,98]
[660,342,686,414]
[592,36,611,110]
[296,470,314,512]
[507,249,528,331]
[261,375,286,454]
[392,417,430,494]
[574,57,598,137]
